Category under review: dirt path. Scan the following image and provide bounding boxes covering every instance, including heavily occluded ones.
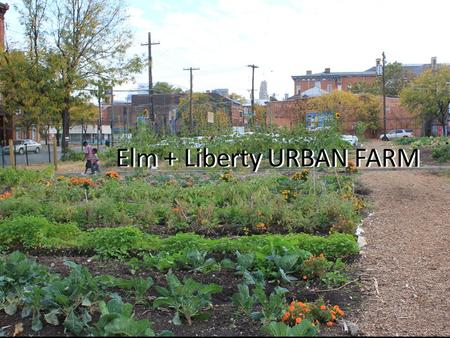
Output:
[353,168,450,336]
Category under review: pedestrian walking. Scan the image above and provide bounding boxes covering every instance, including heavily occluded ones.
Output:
[82,141,94,175]
[91,148,100,174]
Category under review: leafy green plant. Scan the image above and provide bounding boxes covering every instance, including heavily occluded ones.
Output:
[91,298,160,336]
[251,284,288,325]
[88,226,144,259]
[235,251,255,273]
[432,144,449,162]
[266,251,308,283]
[180,249,219,272]
[231,283,255,315]
[0,216,80,249]
[262,320,318,336]
[153,273,222,326]
[96,275,154,304]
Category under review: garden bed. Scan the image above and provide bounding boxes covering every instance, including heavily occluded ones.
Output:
[0,167,365,336]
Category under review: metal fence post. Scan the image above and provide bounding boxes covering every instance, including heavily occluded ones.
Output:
[48,144,51,163]
[25,144,29,166]
[1,142,4,168]
[52,137,58,171]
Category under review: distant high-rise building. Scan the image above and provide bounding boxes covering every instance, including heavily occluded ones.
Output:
[212,88,229,97]
[259,81,268,100]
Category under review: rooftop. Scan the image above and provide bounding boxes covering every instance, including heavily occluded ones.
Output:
[292,70,376,80]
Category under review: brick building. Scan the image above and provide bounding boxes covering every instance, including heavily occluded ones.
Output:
[205,92,244,127]
[292,68,377,97]
[130,93,185,134]
[266,96,422,136]
[102,102,133,134]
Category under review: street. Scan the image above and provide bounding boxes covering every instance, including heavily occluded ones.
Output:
[0,146,62,167]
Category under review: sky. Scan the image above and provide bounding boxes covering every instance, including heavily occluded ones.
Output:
[4,0,450,102]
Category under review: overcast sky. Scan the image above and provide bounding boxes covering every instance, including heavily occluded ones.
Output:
[5,0,450,101]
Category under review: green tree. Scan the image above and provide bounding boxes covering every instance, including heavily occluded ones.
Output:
[400,66,450,136]
[0,50,63,142]
[14,0,144,153]
[229,93,247,104]
[178,93,231,136]
[153,82,184,94]
[351,62,415,97]
[310,91,381,134]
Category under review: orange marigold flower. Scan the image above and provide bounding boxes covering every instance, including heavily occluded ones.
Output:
[326,321,334,327]
[295,317,302,324]
[0,191,12,200]
[333,305,345,317]
[289,305,295,312]
[320,305,327,311]
[297,301,306,307]
[105,171,120,179]
[282,312,290,321]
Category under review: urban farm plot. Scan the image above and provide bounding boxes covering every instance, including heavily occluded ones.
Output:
[0,166,365,336]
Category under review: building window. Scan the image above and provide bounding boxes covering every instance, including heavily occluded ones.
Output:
[327,84,332,92]
[315,81,320,88]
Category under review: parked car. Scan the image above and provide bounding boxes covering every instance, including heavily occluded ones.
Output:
[379,129,414,140]
[2,139,42,155]
[341,134,359,147]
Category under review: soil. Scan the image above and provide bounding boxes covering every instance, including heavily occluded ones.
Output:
[349,141,450,336]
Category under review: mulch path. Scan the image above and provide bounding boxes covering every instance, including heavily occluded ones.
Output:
[350,169,450,336]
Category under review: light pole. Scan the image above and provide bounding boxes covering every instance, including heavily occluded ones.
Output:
[376,52,388,141]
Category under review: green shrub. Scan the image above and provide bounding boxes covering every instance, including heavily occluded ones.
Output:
[81,198,133,228]
[0,196,43,218]
[88,227,145,259]
[0,216,52,248]
[431,144,449,162]
[61,149,85,162]
[0,167,54,188]
[0,216,80,249]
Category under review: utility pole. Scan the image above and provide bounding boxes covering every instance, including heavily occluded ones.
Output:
[183,67,200,133]
[247,64,259,127]
[376,53,387,140]
[141,32,160,130]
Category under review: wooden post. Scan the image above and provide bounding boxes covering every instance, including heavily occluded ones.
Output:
[52,136,58,171]
[8,139,15,168]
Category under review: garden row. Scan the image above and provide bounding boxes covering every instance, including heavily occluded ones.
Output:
[394,136,449,162]
[0,169,364,237]
[0,248,350,337]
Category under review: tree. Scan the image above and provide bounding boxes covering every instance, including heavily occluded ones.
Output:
[254,104,267,129]
[351,62,415,97]
[14,0,144,153]
[177,93,231,136]
[400,66,450,136]
[153,82,184,94]
[0,50,63,142]
[229,93,247,104]
[309,91,381,134]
